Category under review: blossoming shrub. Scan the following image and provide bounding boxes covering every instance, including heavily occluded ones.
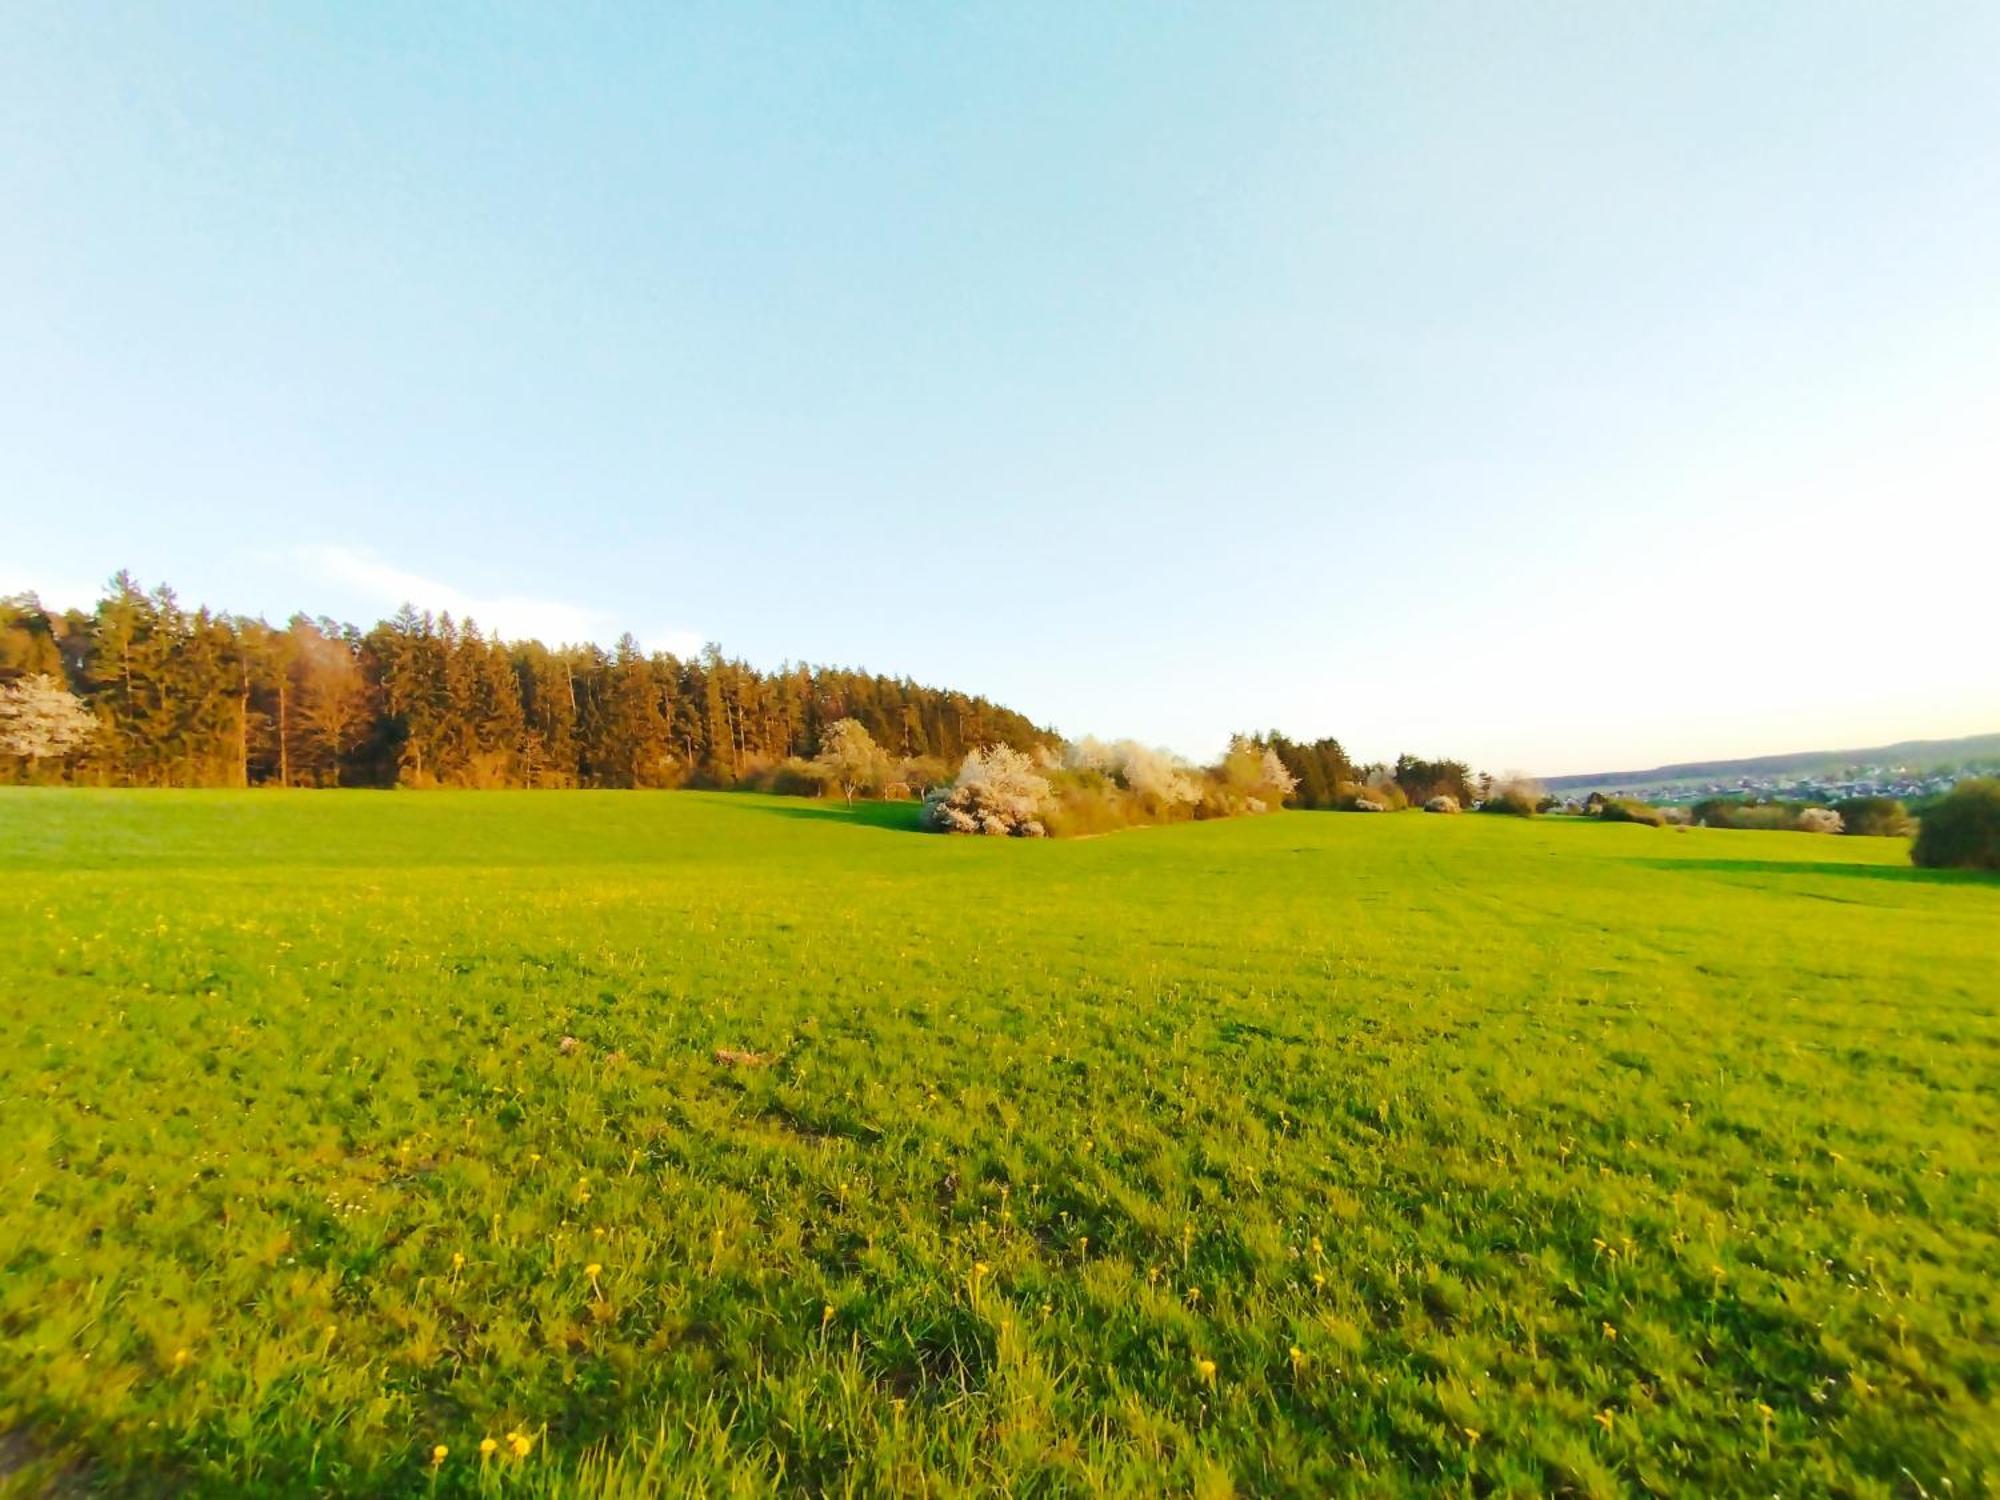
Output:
[929,738,1298,837]
[924,745,1050,836]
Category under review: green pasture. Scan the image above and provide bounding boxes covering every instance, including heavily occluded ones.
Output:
[0,791,1993,1496]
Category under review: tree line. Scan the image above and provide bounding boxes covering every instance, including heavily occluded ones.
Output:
[1249,737,1487,812]
[0,575,1050,790]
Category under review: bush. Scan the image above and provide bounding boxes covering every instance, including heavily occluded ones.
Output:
[924,745,1050,837]
[1911,778,2000,870]
[1208,740,1297,817]
[1424,795,1460,814]
[1480,774,1543,817]
[1598,797,1665,827]
[1338,777,1407,812]
[1693,798,1833,832]
[1834,796,1913,838]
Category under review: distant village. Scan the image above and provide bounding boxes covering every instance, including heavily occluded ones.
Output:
[1589,759,2000,809]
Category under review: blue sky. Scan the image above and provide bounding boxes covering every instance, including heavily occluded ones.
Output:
[4,4,1996,774]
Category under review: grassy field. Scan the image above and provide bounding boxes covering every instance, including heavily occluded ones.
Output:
[1,791,1994,1497]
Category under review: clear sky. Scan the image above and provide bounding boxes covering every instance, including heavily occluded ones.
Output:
[4,4,1996,774]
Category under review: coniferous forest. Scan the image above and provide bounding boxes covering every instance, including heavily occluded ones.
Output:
[0,575,1050,790]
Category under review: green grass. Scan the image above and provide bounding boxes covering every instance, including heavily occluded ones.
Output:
[1,790,1995,1497]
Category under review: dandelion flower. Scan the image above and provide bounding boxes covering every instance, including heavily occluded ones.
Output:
[171,1348,191,1369]
[508,1430,535,1458]
[1194,1356,1217,1385]
[1602,1322,1618,1341]
[585,1263,602,1279]
[479,1438,497,1457]
[432,1445,448,1465]
[1594,1410,1614,1432]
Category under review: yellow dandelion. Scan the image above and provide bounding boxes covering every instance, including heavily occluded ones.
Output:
[509,1430,534,1458]
[1594,1410,1614,1432]
[1463,1427,1481,1444]
[171,1348,192,1368]
[1602,1322,1618,1341]
[821,1303,835,1327]
[1288,1345,1306,1372]
[585,1263,602,1279]
[480,1437,498,1457]
[431,1445,449,1465]
[451,1252,465,1271]
[1312,1271,1326,1289]
[1194,1356,1217,1385]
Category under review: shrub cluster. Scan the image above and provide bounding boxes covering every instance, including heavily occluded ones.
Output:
[1692,798,1859,835]
[1479,775,1545,818]
[1596,796,1666,827]
[925,737,1298,837]
[1911,778,2000,871]
[1335,773,1408,812]
[1833,796,1914,838]
[924,745,1051,836]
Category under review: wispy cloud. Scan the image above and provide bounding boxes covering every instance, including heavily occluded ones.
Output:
[300,545,701,655]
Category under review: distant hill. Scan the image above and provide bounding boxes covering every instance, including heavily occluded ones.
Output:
[1544,733,2000,795]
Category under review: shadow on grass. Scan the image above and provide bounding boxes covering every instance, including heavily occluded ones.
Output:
[735,798,928,833]
[1639,857,1997,887]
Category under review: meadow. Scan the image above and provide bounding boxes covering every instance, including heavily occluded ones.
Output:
[0,790,1994,1497]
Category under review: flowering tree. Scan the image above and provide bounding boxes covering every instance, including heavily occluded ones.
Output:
[1067,737,1202,807]
[1212,738,1298,814]
[812,718,887,806]
[925,744,1051,836]
[0,674,95,776]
